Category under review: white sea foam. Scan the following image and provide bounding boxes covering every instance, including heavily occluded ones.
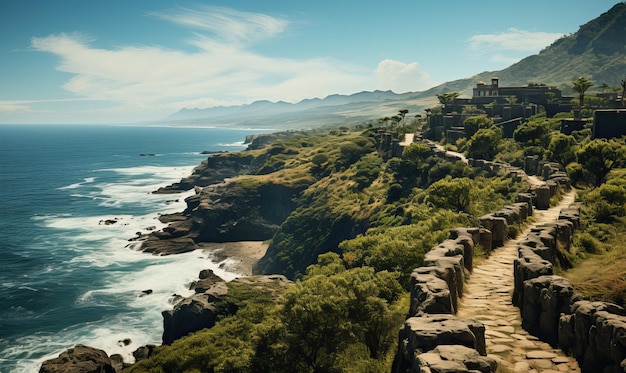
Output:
[8,163,242,372]
[218,141,247,147]
[58,177,97,190]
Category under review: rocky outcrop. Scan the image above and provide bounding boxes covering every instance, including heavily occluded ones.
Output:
[162,275,291,345]
[162,282,227,345]
[154,152,266,193]
[141,179,308,255]
[39,344,115,373]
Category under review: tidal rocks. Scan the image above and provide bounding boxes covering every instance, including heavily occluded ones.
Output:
[39,344,115,373]
[162,283,227,345]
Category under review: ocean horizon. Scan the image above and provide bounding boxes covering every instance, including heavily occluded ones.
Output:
[0,124,267,372]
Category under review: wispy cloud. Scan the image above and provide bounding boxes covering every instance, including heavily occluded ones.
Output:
[25,6,375,121]
[469,28,563,52]
[16,5,436,123]
[148,5,288,45]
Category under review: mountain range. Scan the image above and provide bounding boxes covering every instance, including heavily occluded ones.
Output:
[166,2,626,129]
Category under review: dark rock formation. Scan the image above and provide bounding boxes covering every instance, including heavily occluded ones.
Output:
[559,301,626,373]
[142,179,306,255]
[162,275,291,345]
[162,282,227,345]
[153,152,267,193]
[132,344,157,363]
[39,344,115,373]
[521,275,581,345]
[410,272,453,316]
[189,269,224,293]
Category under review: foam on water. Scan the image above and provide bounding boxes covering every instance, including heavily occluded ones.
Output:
[3,163,242,372]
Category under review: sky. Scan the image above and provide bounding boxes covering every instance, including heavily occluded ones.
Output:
[0,0,621,124]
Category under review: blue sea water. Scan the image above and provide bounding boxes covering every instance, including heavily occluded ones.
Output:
[0,124,266,372]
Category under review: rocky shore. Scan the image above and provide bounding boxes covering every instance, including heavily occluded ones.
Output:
[39,135,286,372]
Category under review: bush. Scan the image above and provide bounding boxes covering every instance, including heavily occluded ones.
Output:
[574,232,604,254]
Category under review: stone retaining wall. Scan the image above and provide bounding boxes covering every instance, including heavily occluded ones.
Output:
[396,140,626,372]
[513,203,626,372]
[393,144,548,373]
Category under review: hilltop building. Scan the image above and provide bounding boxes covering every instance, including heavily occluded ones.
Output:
[470,77,562,106]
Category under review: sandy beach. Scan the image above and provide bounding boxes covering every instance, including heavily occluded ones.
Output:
[197,241,269,276]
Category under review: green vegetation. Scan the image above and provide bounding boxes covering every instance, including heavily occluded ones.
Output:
[126,69,626,371]
[563,169,626,306]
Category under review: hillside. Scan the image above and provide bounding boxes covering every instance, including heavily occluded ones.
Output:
[164,2,626,128]
[420,2,626,97]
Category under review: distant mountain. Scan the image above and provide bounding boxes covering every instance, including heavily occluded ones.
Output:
[166,3,626,128]
[166,90,437,129]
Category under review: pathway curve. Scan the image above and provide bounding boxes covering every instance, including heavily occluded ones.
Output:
[457,190,580,373]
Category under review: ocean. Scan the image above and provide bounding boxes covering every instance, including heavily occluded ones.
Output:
[0,124,267,372]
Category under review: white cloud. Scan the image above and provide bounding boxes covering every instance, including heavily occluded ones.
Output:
[26,6,376,122]
[469,28,563,52]
[375,59,433,93]
[0,102,31,112]
[149,6,288,45]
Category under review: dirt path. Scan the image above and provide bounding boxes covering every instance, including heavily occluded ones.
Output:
[457,190,580,373]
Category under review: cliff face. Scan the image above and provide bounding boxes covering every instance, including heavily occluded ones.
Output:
[142,178,307,254]
[154,152,268,193]
[141,131,322,255]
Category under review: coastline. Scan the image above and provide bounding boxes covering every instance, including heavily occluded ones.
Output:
[199,241,269,276]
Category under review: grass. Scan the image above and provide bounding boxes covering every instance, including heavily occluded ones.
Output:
[562,217,626,307]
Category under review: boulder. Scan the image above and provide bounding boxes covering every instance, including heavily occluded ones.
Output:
[478,215,507,247]
[534,184,551,210]
[558,301,626,372]
[397,314,487,361]
[39,345,115,373]
[162,282,228,344]
[415,345,498,373]
[410,272,453,316]
[189,269,225,293]
[512,247,553,307]
[132,344,157,363]
[521,275,581,345]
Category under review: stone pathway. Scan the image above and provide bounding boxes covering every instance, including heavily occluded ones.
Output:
[457,190,580,373]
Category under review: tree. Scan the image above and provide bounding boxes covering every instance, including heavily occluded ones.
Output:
[466,126,503,160]
[545,133,577,167]
[427,177,472,212]
[463,115,493,138]
[513,121,550,147]
[572,76,593,118]
[577,138,624,187]
[398,109,409,133]
[281,254,403,370]
[436,92,460,114]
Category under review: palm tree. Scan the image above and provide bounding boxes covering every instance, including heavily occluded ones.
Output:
[398,109,409,133]
[572,76,593,118]
[436,92,460,114]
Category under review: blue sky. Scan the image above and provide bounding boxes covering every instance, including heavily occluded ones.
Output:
[0,0,621,124]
